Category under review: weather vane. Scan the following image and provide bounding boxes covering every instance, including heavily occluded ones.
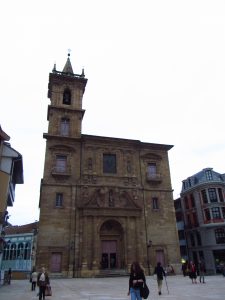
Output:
[68,48,71,57]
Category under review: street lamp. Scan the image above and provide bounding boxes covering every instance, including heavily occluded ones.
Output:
[147,240,152,275]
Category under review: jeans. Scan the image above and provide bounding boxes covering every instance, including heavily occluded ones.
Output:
[130,287,142,300]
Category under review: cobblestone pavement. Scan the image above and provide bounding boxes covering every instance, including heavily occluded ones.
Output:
[0,275,224,300]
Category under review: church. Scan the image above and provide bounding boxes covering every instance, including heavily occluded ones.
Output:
[36,54,181,277]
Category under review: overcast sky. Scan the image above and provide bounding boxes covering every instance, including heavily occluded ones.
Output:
[1,1,225,225]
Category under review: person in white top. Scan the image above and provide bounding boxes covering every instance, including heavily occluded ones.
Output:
[31,268,38,291]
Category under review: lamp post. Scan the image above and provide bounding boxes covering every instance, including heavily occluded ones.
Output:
[147,240,152,275]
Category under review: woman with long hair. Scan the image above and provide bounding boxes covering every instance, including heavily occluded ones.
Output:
[127,261,146,300]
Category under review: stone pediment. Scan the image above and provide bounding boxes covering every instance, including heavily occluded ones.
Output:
[141,153,162,160]
[83,188,141,209]
[49,144,76,152]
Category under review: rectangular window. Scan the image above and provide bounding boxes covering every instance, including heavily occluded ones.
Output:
[208,188,218,203]
[215,228,225,244]
[180,245,187,256]
[176,211,183,222]
[222,207,225,219]
[196,232,202,246]
[193,212,198,227]
[190,194,195,207]
[186,214,191,227]
[103,154,117,174]
[190,233,195,246]
[204,208,211,221]
[184,196,189,209]
[211,207,221,219]
[152,197,159,210]
[218,188,224,202]
[55,155,67,172]
[199,251,204,260]
[147,163,157,178]
[201,190,208,204]
[56,193,63,207]
[178,230,185,240]
[60,118,70,136]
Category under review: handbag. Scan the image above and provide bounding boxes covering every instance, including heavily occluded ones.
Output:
[45,285,52,296]
[140,282,149,299]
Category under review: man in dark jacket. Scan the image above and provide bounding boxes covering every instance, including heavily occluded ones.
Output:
[37,267,50,300]
[154,262,166,295]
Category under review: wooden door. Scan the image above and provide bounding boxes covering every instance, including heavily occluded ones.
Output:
[50,252,62,272]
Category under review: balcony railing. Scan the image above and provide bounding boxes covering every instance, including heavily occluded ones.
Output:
[146,173,162,183]
[51,166,71,177]
[204,218,225,225]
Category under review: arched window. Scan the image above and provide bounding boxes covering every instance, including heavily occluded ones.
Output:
[24,242,31,260]
[17,243,24,259]
[63,89,71,105]
[10,243,17,260]
[3,244,10,260]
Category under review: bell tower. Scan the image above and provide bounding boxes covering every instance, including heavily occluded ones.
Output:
[46,53,87,139]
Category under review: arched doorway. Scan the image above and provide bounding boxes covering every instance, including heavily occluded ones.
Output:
[100,220,124,270]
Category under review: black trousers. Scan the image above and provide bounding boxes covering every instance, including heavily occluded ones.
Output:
[31,281,36,290]
[39,285,46,300]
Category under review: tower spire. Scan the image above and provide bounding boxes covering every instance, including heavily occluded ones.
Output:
[62,50,74,74]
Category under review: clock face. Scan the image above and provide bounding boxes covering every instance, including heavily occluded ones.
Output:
[103,154,116,173]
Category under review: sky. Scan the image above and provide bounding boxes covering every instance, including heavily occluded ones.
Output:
[1,1,225,225]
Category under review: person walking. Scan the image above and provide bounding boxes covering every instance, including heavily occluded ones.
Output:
[127,261,146,300]
[31,268,38,291]
[37,267,50,300]
[188,261,197,284]
[154,262,166,295]
[198,260,206,283]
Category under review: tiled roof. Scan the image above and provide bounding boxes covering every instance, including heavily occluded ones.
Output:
[4,222,38,235]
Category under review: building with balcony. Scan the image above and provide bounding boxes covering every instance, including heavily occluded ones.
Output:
[0,222,38,279]
[180,168,225,274]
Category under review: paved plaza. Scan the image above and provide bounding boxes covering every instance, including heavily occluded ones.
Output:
[0,275,224,300]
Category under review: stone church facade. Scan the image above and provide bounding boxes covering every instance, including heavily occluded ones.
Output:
[36,54,181,277]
